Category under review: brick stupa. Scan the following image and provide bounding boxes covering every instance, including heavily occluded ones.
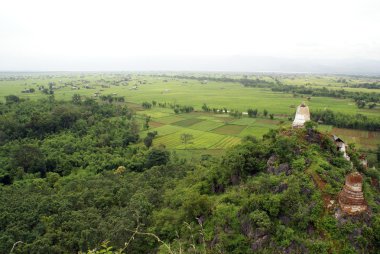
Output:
[338,172,367,215]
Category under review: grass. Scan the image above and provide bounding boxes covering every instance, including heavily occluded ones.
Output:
[317,124,333,133]
[239,125,275,138]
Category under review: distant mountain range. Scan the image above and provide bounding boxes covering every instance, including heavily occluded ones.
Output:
[1,56,380,75]
[130,56,380,75]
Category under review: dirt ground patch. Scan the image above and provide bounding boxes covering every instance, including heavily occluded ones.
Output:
[149,121,165,128]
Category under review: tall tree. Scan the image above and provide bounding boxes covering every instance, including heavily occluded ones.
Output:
[180,133,194,149]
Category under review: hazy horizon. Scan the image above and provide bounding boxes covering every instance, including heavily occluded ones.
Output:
[1,0,380,73]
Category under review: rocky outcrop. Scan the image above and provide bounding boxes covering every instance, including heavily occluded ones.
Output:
[267,162,291,175]
[338,172,367,215]
[251,233,269,251]
[266,155,292,175]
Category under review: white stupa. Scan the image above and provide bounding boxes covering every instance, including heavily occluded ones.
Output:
[292,102,310,128]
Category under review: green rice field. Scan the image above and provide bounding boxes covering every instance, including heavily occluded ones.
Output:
[1,73,379,155]
[1,74,379,117]
[140,107,379,155]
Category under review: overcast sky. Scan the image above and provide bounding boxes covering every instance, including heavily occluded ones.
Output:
[1,0,380,72]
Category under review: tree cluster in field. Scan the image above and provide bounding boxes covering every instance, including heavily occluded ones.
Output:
[247,108,274,119]
[142,101,152,109]
[21,88,35,93]
[143,115,151,130]
[163,74,273,88]
[173,105,194,114]
[180,133,194,148]
[229,109,243,118]
[143,131,157,148]
[202,103,228,114]
[1,104,379,254]
[142,100,194,114]
[99,94,125,103]
[348,82,380,90]
[336,78,348,84]
[355,100,376,109]
[39,83,55,95]
[311,109,380,131]
[200,103,277,120]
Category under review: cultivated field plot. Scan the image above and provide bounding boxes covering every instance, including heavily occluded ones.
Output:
[210,136,242,149]
[154,129,225,149]
[256,119,281,125]
[153,115,186,124]
[125,102,144,111]
[148,121,165,128]
[137,110,171,118]
[212,115,236,121]
[252,121,279,130]
[172,118,204,127]
[142,125,184,137]
[239,126,274,138]
[189,120,225,131]
[317,125,333,132]
[230,118,257,126]
[211,124,247,135]
[140,109,283,151]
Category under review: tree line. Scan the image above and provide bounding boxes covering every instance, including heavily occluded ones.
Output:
[311,109,380,131]
[142,100,194,114]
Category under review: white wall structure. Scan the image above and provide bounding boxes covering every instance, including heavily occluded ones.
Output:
[333,135,351,161]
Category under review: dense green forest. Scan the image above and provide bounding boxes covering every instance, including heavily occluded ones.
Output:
[0,96,379,253]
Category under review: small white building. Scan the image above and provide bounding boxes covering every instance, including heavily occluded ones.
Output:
[333,135,350,161]
[292,103,310,128]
